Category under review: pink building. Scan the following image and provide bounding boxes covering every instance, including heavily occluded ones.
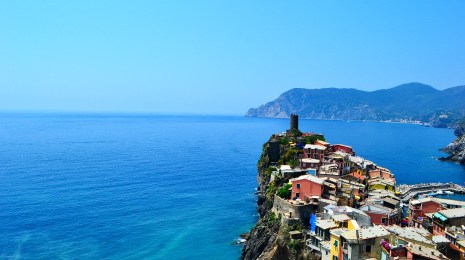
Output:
[290,175,325,201]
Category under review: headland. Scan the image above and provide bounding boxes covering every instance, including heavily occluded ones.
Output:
[242,115,465,260]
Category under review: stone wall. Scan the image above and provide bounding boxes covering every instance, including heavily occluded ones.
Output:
[272,196,315,226]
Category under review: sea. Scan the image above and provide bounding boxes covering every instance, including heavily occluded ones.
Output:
[1,114,464,259]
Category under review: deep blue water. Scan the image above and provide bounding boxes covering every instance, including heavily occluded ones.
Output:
[0,114,464,259]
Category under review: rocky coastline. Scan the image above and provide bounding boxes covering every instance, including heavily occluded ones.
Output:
[241,135,309,260]
[440,120,465,165]
[441,135,465,165]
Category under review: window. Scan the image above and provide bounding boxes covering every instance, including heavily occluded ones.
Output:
[334,240,338,248]
[366,245,372,253]
[381,218,387,224]
[296,193,300,198]
[296,183,300,189]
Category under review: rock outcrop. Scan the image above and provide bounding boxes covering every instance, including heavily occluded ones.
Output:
[242,143,278,259]
[241,136,315,260]
[442,135,465,165]
[441,120,465,165]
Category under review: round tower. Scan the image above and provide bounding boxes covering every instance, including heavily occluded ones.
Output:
[290,114,299,131]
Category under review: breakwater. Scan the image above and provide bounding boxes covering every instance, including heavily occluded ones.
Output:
[397,182,465,203]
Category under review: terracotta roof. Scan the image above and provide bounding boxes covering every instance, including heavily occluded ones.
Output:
[351,171,366,181]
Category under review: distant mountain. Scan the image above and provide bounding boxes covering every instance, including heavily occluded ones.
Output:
[246,83,465,128]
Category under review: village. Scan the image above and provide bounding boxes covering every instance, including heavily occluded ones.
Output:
[263,115,465,260]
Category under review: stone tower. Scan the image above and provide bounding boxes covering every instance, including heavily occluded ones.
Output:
[290,114,299,131]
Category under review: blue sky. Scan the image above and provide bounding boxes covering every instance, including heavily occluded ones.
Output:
[1,1,464,115]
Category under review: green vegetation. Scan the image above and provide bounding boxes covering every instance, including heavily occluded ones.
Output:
[288,159,299,169]
[287,240,302,254]
[277,183,292,199]
[265,166,277,179]
[278,148,298,165]
[267,182,276,197]
[291,128,302,137]
[267,212,276,225]
[279,137,289,145]
[305,135,325,144]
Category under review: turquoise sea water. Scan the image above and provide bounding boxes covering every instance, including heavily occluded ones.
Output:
[0,114,464,259]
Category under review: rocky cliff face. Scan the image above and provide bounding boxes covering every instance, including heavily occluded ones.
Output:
[241,143,280,259]
[241,138,313,260]
[441,120,465,165]
[442,135,465,165]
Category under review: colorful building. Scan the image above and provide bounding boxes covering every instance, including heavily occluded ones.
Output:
[304,144,327,161]
[432,208,465,236]
[290,174,325,201]
[340,225,390,259]
[329,228,347,260]
[331,144,353,155]
[359,203,402,226]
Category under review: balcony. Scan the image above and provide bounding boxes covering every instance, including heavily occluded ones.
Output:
[306,239,321,252]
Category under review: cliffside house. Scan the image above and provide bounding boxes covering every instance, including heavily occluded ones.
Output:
[331,144,353,155]
[318,164,339,177]
[409,197,447,229]
[290,174,325,201]
[306,219,338,253]
[359,203,402,226]
[432,208,465,236]
[381,243,449,260]
[324,153,346,175]
[445,226,465,258]
[304,144,327,161]
[300,158,320,171]
[340,226,390,260]
[385,225,436,249]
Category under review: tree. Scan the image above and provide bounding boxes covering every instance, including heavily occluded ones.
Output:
[277,183,292,199]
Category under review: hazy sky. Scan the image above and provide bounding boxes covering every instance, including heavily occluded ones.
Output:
[1,1,464,115]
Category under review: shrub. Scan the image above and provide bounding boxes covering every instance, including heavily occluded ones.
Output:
[289,159,299,169]
[277,183,292,199]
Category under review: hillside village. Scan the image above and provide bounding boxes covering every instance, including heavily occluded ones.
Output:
[243,115,465,260]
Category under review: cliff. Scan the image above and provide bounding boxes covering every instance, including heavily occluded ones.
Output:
[246,83,465,128]
[241,136,316,260]
[441,119,465,165]
[241,142,283,259]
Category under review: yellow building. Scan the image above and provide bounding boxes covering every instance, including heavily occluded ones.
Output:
[329,228,347,260]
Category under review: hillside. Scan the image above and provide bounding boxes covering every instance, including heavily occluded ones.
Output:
[246,83,465,128]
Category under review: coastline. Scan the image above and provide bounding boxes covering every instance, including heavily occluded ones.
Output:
[244,115,436,128]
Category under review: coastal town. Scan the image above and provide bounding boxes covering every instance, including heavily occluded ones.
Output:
[244,115,465,260]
